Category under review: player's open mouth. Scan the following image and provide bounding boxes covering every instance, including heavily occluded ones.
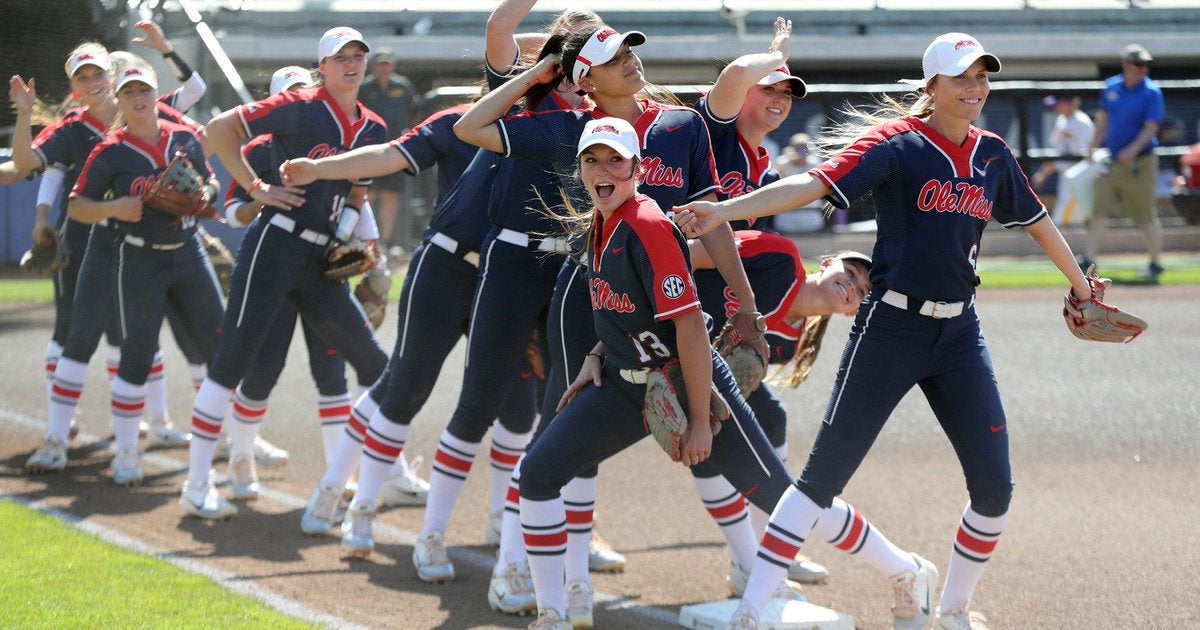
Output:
[594,183,615,199]
[961,98,982,105]
[766,107,783,115]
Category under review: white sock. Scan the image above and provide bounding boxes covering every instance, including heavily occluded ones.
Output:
[810,497,915,578]
[144,350,167,422]
[318,392,351,465]
[187,363,206,391]
[939,505,1007,613]
[110,376,144,452]
[693,474,757,571]
[742,485,823,618]
[494,453,527,578]
[185,379,232,490]
[48,357,88,444]
[228,388,266,459]
[44,340,63,401]
[489,422,532,515]
[561,476,596,586]
[520,495,568,619]
[353,409,410,507]
[420,430,479,536]
[104,343,120,381]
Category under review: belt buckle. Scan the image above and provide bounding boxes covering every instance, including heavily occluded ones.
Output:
[927,301,959,319]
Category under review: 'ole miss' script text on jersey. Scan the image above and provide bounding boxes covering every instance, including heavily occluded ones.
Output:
[811,116,1046,301]
[589,194,700,371]
[236,86,388,235]
[72,120,211,246]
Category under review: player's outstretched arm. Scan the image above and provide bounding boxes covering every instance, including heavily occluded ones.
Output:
[674,172,829,238]
[454,54,561,153]
[281,143,409,186]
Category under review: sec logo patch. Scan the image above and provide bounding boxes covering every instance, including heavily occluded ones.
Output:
[661,274,686,299]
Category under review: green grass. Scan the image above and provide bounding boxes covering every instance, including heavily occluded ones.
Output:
[0,500,317,629]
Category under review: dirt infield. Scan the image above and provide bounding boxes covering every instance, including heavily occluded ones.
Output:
[1,286,1197,629]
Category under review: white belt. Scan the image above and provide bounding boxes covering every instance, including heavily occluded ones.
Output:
[881,289,965,319]
[430,231,480,267]
[123,234,185,251]
[497,227,571,253]
[269,213,330,247]
[619,367,650,385]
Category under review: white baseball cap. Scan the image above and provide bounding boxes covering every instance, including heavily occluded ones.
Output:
[318,27,369,60]
[65,50,111,78]
[571,27,646,86]
[758,65,807,98]
[115,64,158,92]
[900,32,1001,88]
[270,66,313,95]
[577,117,640,160]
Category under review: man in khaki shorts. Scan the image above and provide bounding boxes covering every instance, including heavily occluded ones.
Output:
[1082,43,1166,280]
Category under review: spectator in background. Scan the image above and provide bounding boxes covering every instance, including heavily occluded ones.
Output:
[772,133,827,233]
[1082,43,1165,280]
[1031,95,1093,229]
[359,50,421,253]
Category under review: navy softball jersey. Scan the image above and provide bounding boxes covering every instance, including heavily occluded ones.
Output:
[519,193,792,513]
[796,116,1045,514]
[202,87,389,396]
[388,103,479,206]
[695,95,781,230]
[70,120,223,384]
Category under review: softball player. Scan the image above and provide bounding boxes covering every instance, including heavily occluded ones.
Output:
[290,119,542,543]
[675,34,1098,630]
[181,27,389,519]
[13,43,208,474]
[406,2,601,597]
[67,58,224,486]
[520,118,929,630]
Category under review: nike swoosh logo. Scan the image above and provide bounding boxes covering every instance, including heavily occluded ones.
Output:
[612,246,625,254]
[990,424,1006,433]
[520,370,534,379]
[973,166,986,178]
[664,124,685,133]
[983,156,1002,164]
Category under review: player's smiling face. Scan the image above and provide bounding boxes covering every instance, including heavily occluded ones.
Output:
[817,258,871,316]
[929,58,990,123]
[71,65,113,106]
[320,42,368,90]
[580,144,638,215]
[742,81,793,131]
[116,82,157,121]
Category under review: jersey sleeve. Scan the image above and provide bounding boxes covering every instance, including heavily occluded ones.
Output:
[992,145,1049,228]
[390,110,461,176]
[31,120,79,173]
[235,92,301,139]
[633,217,700,321]
[810,128,897,209]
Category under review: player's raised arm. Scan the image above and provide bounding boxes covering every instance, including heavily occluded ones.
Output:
[705,17,792,121]
[674,172,829,238]
[453,54,561,153]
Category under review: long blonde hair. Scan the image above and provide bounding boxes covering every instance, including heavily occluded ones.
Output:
[26,42,112,126]
[768,314,830,389]
[816,89,935,156]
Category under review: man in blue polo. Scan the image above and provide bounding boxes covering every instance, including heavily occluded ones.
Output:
[1083,43,1166,280]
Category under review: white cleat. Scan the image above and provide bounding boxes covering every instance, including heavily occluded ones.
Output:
[788,554,831,584]
[527,609,572,630]
[144,417,189,449]
[892,553,938,630]
[587,529,626,573]
[215,435,289,468]
[727,603,760,630]
[110,448,144,486]
[341,502,376,558]
[485,508,503,546]
[935,608,990,630]
[565,579,594,629]
[412,530,455,583]
[228,453,261,501]
[488,560,536,615]
[179,479,237,520]
[301,483,343,536]
[25,435,68,473]
[377,455,429,507]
